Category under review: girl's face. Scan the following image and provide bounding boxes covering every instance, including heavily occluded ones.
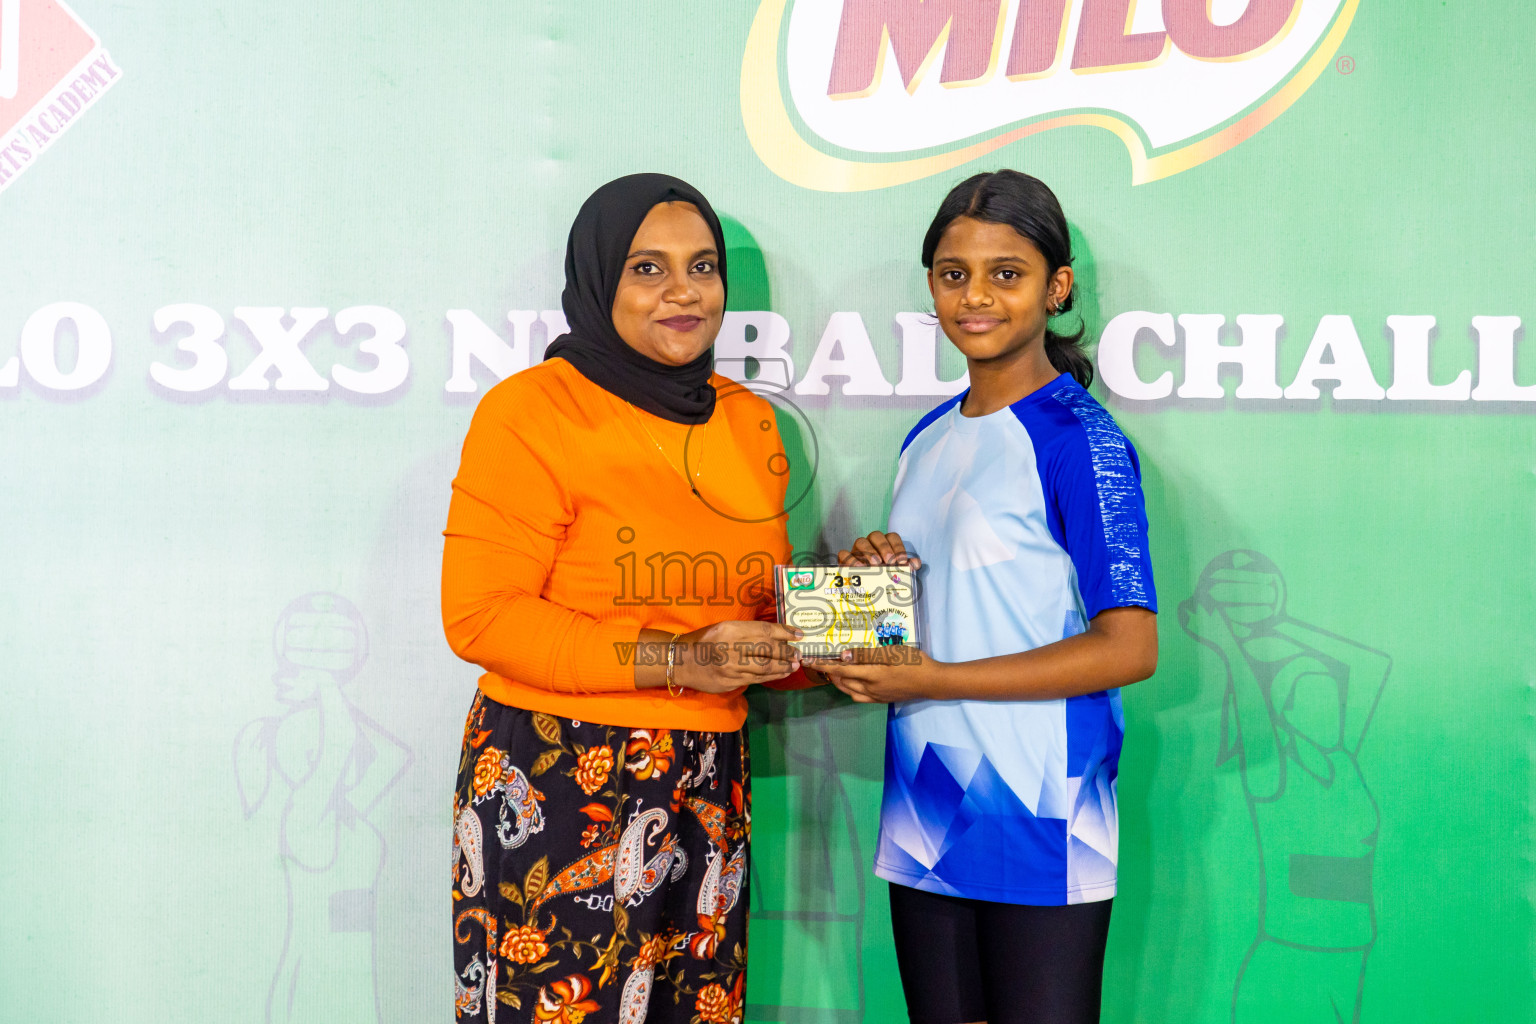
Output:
[927,216,1072,364]
[611,201,725,366]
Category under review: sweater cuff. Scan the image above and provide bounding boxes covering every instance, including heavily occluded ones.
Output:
[574,620,644,693]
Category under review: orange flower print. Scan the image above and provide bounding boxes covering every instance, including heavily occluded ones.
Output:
[534,973,601,1023]
[632,934,668,970]
[579,823,604,848]
[471,747,503,798]
[688,911,727,960]
[624,728,674,780]
[695,982,732,1023]
[659,927,686,956]
[726,779,749,842]
[498,920,553,965]
[462,695,491,751]
[725,973,745,1022]
[572,746,614,796]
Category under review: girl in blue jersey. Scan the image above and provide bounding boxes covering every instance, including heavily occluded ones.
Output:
[821,170,1158,1024]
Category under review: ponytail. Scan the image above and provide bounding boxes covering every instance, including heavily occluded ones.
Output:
[1045,309,1093,390]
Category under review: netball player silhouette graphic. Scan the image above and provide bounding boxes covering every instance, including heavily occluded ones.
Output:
[1182,552,1389,1024]
[234,593,412,1024]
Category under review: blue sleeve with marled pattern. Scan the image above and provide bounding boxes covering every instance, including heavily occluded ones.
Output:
[1047,389,1157,620]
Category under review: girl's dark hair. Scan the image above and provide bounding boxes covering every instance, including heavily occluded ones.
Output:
[921,169,1092,388]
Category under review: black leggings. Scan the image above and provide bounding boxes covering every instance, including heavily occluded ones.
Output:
[889,883,1113,1024]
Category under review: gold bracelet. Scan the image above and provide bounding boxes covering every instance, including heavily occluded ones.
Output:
[665,632,683,696]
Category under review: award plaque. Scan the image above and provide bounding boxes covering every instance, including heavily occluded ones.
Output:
[775,564,922,658]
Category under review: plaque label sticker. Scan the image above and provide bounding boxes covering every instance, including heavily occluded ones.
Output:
[775,564,922,657]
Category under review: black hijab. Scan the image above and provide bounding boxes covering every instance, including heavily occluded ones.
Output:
[543,173,727,424]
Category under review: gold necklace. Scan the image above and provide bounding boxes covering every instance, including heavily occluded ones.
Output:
[628,404,709,498]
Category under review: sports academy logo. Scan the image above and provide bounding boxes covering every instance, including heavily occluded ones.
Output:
[0,0,120,194]
[741,0,1357,191]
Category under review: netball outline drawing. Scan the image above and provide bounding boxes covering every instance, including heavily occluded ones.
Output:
[1181,551,1389,1024]
[234,592,412,1024]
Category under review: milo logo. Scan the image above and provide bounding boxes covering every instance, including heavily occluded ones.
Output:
[742,0,1358,190]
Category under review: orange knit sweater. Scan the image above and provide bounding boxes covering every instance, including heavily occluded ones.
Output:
[442,357,808,731]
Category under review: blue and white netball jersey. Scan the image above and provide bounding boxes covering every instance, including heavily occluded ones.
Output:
[874,373,1156,906]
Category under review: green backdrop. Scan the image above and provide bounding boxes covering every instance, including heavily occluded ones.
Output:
[2,1,1532,1021]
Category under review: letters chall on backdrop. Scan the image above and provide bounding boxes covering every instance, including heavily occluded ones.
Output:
[1,1,1531,1021]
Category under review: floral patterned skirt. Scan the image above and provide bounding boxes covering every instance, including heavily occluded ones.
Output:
[452,690,750,1024]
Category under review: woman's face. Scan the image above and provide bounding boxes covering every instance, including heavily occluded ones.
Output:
[611,201,724,366]
[927,216,1072,364]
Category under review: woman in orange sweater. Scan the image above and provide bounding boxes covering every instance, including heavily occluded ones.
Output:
[443,173,806,1024]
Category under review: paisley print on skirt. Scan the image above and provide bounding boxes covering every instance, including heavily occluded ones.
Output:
[452,691,749,1024]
